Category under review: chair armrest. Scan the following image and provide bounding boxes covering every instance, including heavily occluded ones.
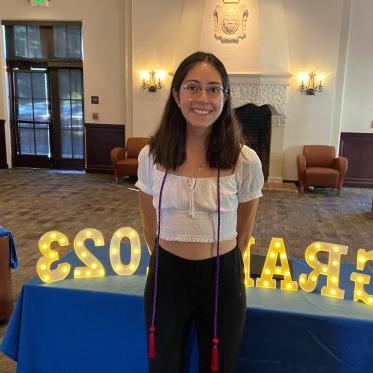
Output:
[297,154,306,192]
[297,155,306,177]
[334,157,348,179]
[110,147,126,167]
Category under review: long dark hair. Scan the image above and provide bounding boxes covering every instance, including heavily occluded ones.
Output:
[149,51,243,170]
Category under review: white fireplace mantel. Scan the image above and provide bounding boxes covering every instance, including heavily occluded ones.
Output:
[229,72,292,86]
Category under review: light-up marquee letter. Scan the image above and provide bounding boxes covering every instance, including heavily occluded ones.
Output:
[74,228,106,279]
[350,249,373,305]
[243,237,255,288]
[299,242,347,299]
[35,228,373,308]
[256,238,298,291]
[110,227,141,275]
[36,231,71,283]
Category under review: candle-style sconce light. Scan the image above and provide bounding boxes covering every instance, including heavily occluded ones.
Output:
[140,70,166,92]
[299,72,324,95]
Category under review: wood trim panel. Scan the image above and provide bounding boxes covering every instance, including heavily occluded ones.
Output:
[339,132,373,188]
[85,123,125,174]
[0,120,8,169]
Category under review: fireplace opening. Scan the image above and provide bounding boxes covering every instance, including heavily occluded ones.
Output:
[234,103,272,181]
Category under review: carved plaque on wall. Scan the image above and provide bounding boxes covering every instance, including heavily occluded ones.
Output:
[214,0,248,43]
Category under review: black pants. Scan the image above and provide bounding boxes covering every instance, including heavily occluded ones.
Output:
[144,246,246,373]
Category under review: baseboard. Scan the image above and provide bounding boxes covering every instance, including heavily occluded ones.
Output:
[85,166,113,174]
[267,176,283,183]
[343,178,373,188]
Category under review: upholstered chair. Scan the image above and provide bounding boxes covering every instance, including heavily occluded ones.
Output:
[111,137,149,183]
[297,145,348,196]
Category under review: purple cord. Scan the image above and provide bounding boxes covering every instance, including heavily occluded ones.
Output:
[213,168,221,340]
[151,170,168,328]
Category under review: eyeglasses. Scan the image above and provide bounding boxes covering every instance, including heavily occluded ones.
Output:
[180,83,228,101]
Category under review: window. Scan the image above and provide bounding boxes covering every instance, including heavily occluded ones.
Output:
[4,23,82,61]
[14,25,43,59]
[53,25,82,59]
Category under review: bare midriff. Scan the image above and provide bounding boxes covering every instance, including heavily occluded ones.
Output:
[156,161,238,260]
[159,238,237,260]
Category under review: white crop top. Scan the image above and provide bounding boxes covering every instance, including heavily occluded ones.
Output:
[135,145,264,243]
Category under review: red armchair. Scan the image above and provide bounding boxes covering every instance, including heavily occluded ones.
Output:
[111,137,149,183]
[297,145,348,196]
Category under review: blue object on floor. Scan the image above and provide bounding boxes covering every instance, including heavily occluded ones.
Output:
[1,243,373,372]
[0,226,18,269]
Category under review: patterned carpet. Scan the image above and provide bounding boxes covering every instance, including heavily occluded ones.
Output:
[0,168,372,372]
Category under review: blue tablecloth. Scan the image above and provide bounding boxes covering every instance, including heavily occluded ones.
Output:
[0,226,18,269]
[2,243,373,373]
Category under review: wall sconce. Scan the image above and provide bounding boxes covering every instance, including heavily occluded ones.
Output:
[140,70,166,92]
[299,72,323,95]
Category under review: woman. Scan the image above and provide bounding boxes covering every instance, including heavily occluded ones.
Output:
[136,51,264,372]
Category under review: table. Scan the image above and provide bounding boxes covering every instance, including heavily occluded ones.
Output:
[2,244,373,373]
[0,227,17,322]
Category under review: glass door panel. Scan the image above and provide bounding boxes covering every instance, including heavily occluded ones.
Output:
[57,69,84,160]
[14,69,51,157]
[18,122,34,155]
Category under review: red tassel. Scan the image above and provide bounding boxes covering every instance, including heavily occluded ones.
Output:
[210,338,219,372]
[149,325,156,359]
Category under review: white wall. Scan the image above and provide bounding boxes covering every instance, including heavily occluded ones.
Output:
[131,0,185,138]
[330,0,351,152]
[340,0,373,134]
[0,0,126,166]
[282,0,345,180]
[258,0,289,75]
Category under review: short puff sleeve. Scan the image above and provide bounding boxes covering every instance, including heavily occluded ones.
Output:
[135,145,153,195]
[236,145,264,203]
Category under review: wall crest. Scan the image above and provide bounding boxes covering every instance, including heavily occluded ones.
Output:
[214,0,248,43]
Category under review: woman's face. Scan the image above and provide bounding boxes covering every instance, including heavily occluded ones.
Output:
[174,62,225,133]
